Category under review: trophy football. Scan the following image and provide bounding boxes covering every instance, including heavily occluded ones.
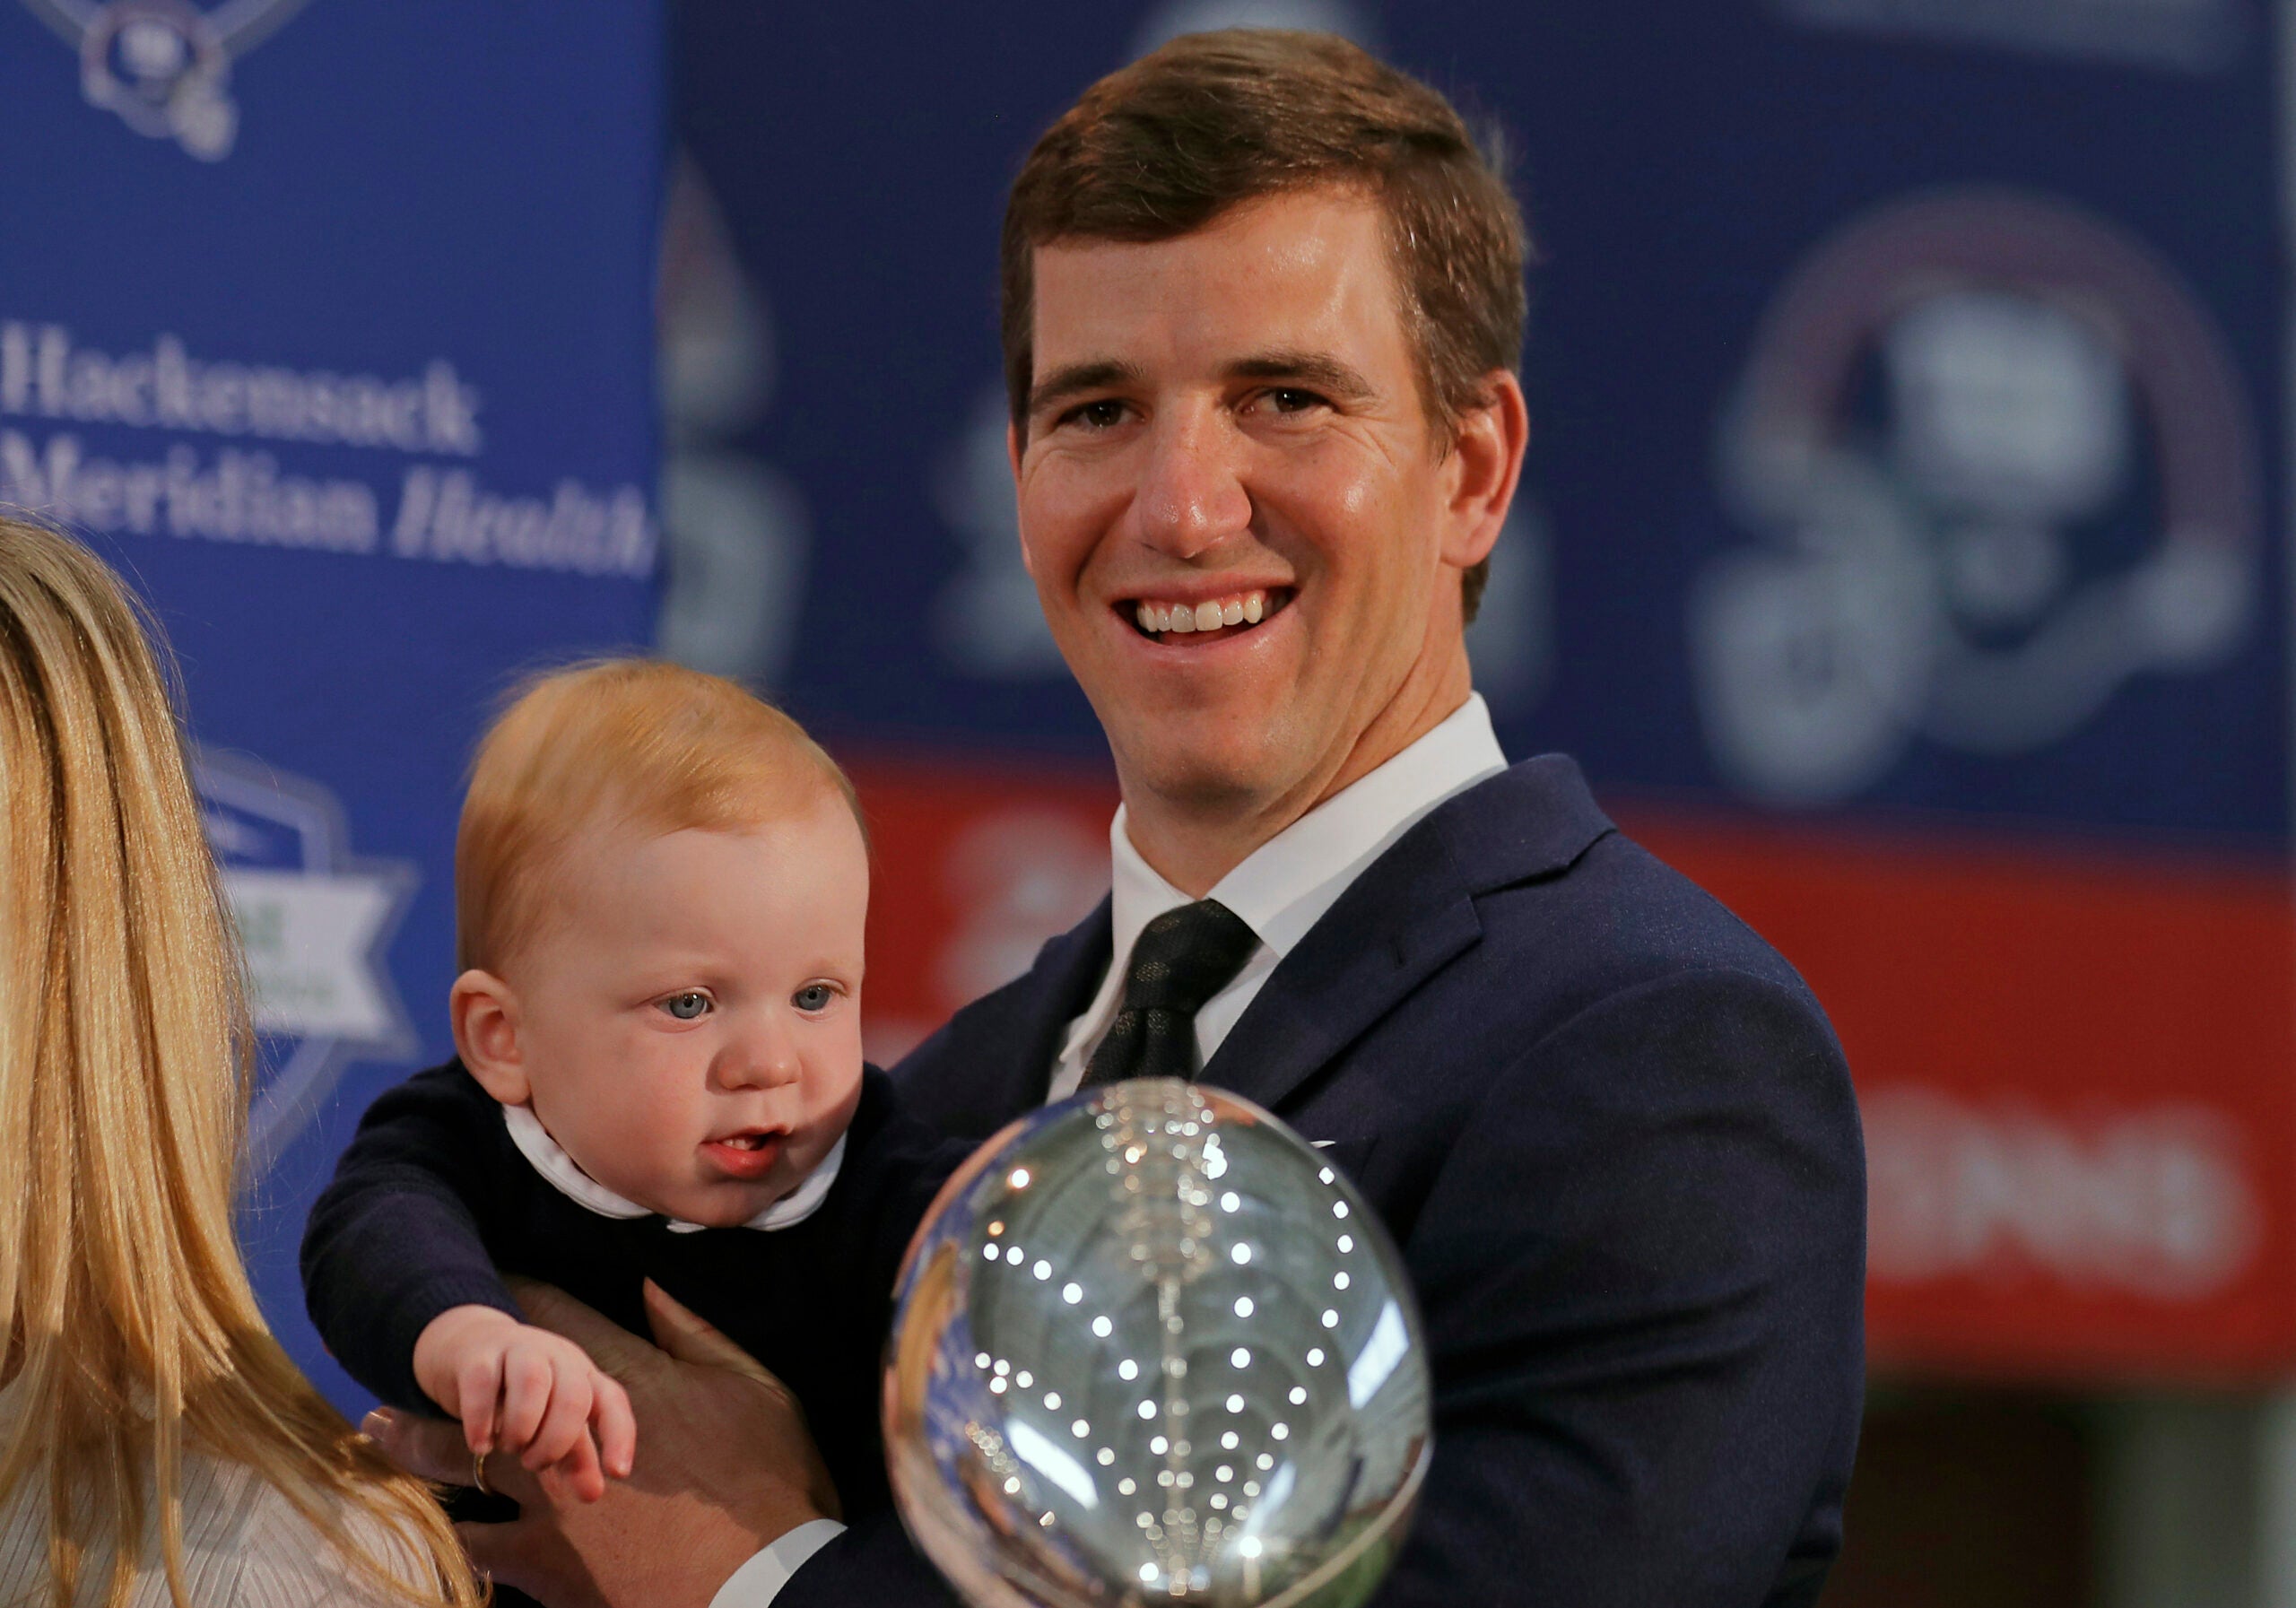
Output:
[886,1078,1430,1607]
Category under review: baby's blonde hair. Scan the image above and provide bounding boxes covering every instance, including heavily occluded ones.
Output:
[457,657,861,973]
[0,513,481,1608]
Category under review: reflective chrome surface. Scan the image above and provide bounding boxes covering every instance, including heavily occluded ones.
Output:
[886,1079,1431,1608]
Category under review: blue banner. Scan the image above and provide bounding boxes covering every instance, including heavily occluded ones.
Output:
[1,0,2274,1410]
[673,0,2279,845]
[0,1,664,1408]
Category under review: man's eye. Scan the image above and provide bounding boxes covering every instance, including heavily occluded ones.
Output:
[793,983,836,1013]
[659,992,709,1021]
[1062,398,1127,430]
[1266,387,1327,413]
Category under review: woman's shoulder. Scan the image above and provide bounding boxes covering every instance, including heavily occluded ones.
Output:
[0,1449,434,1608]
[217,1459,437,1607]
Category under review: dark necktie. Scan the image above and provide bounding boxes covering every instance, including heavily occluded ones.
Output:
[1081,898,1261,1089]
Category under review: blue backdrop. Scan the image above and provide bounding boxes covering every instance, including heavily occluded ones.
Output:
[0,0,2277,1412]
[674,0,2280,845]
[0,0,663,1408]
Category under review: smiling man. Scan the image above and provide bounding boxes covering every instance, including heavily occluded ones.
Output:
[371,30,1866,1608]
[1013,186,1509,900]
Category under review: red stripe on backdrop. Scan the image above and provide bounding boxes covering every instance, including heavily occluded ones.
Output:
[844,742,2296,1382]
[845,755,1118,1068]
[1620,808,2296,1381]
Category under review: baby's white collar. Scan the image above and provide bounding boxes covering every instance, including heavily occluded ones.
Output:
[501,1103,844,1233]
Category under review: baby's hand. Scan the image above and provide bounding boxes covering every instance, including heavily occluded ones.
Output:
[412,1304,635,1502]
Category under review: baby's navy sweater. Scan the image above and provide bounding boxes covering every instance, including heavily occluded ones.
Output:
[300,1061,971,1520]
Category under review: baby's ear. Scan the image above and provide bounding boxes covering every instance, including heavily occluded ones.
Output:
[450,969,530,1105]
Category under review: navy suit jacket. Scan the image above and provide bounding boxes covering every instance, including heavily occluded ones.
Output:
[781,755,1866,1608]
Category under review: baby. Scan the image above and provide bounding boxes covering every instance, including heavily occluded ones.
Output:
[301,660,965,1512]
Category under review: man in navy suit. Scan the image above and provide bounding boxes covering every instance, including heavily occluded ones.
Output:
[371,30,1864,1607]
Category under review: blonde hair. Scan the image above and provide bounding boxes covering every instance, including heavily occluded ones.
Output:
[457,657,861,973]
[0,514,482,1608]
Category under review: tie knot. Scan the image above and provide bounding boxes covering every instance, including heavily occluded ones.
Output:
[1080,900,1261,1091]
[1123,899,1260,1015]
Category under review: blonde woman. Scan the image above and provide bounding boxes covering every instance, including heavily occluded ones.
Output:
[0,513,483,1608]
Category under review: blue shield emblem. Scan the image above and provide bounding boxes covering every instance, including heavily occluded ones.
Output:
[196,747,417,1168]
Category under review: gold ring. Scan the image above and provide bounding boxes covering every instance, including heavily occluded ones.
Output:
[472,1450,493,1497]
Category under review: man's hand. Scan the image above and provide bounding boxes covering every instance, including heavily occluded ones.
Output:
[413,1304,635,1502]
[366,1279,841,1608]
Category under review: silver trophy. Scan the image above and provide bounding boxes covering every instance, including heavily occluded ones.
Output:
[886,1078,1431,1607]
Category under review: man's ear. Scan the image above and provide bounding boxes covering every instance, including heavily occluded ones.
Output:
[450,969,531,1105]
[1007,420,1036,578]
[1439,370,1529,572]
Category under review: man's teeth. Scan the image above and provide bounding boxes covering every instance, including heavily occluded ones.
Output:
[1134,590,1270,638]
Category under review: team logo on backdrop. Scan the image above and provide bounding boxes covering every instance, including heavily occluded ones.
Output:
[19,0,309,161]
[196,748,415,1167]
[930,383,1065,681]
[1692,189,2260,804]
[656,158,810,687]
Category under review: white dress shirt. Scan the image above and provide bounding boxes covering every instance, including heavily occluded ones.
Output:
[714,693,1507,1608]
[1049,691,1508,1096]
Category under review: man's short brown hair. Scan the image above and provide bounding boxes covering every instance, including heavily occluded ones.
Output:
[1001,28,1531,621]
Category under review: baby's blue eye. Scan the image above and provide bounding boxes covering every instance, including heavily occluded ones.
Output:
[661,992,709,1021]
[793,984,835,1013]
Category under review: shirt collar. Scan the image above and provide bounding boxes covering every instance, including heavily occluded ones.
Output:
[501,1102,843,1234]
[1106,691,1509,968]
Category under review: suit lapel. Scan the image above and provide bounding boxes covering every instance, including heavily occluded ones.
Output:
[1202,822,1480,1112]
[993,898,1113,1118]
[1201,756,1614,1114]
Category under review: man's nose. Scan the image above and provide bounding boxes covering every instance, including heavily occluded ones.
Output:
[1131,404,1250,561]
[714,1012,804,1091]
